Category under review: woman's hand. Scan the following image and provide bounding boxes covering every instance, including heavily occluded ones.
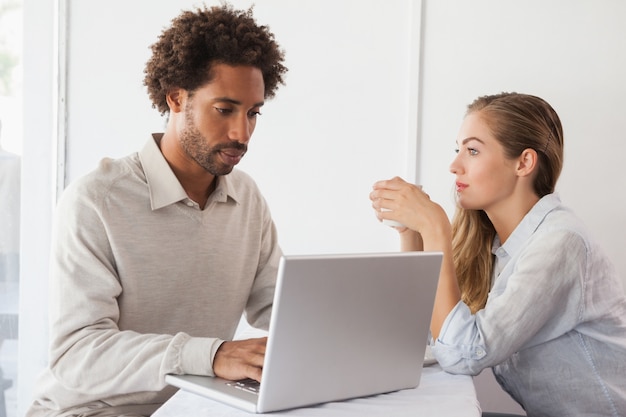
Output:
[370,177,451,250]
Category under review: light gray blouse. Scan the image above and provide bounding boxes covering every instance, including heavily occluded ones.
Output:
[433,193,626,417]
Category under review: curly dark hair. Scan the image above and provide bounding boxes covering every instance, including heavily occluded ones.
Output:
[144,3,287,115]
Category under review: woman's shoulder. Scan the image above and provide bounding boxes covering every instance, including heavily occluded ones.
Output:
[534,203,618,276]
[539,202,590,239]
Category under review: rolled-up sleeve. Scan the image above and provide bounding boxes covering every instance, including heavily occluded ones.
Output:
[433,301,488,375]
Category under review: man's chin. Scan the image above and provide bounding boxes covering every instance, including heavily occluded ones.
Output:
[207,165,235,177]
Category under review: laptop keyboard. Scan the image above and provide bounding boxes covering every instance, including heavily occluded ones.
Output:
[226,378,261,395]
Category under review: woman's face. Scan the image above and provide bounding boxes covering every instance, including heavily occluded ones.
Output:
[449,112,519,213]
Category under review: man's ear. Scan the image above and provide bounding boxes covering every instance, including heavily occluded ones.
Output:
[516,148,538,178]
[165,88,186,113]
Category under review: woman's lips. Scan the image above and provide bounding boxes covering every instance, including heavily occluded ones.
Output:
[455,182,468,192]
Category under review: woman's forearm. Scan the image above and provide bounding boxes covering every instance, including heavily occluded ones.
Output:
[420,220,461,340]
[400,230,424,251]
[428,246,461,340]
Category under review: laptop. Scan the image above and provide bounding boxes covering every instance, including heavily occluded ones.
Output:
[165,251,442,413]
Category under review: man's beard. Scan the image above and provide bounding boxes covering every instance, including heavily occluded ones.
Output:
[179,109,247,176]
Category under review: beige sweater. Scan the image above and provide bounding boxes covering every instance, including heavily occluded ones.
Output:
[27,136,280,416]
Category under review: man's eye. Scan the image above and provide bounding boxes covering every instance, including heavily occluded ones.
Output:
[248,110,262,118]
[215,107,232,114]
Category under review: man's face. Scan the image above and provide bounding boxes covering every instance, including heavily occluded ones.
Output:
[178,64,265,176]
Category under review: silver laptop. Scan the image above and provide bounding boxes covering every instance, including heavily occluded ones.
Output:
[165,251,442,413]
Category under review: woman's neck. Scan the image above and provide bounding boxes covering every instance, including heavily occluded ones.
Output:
[487,193,540,244]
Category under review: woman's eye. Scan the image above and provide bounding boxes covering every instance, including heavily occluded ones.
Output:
[454,148,460,154]
[468,148,478,156]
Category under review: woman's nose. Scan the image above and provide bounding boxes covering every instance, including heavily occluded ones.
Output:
[449,155,461,174]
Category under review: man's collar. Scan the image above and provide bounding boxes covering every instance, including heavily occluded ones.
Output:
[139,134,240,210]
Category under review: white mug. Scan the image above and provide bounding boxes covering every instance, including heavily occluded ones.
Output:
[381,209,404,228]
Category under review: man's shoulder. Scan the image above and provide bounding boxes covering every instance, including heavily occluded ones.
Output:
[61,153,141,204]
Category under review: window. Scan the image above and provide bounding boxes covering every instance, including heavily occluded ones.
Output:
[0,2,22,416]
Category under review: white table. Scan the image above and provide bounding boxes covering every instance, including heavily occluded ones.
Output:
[152,364,481,417]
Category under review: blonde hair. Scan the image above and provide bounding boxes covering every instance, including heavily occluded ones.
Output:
[452,92,564,313]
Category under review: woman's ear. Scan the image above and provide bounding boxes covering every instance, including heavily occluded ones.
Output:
[165,88,186,113]
[516,148,538,177]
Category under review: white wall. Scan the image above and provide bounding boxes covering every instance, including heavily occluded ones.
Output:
[63,0,421,255]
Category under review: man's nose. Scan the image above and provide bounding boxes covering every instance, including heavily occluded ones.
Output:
[229,114,253,144]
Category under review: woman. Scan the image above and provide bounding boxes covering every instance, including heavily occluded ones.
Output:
[370,92,626,416]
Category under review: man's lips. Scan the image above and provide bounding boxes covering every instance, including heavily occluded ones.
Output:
[455,182,468,192]
[219,149,245,165]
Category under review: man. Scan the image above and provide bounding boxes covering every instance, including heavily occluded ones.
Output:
[27,4,287,416]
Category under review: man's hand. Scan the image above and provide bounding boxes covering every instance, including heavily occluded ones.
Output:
[213,337,267,382]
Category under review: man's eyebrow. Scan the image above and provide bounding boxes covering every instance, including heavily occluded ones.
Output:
[213,97,265,107]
